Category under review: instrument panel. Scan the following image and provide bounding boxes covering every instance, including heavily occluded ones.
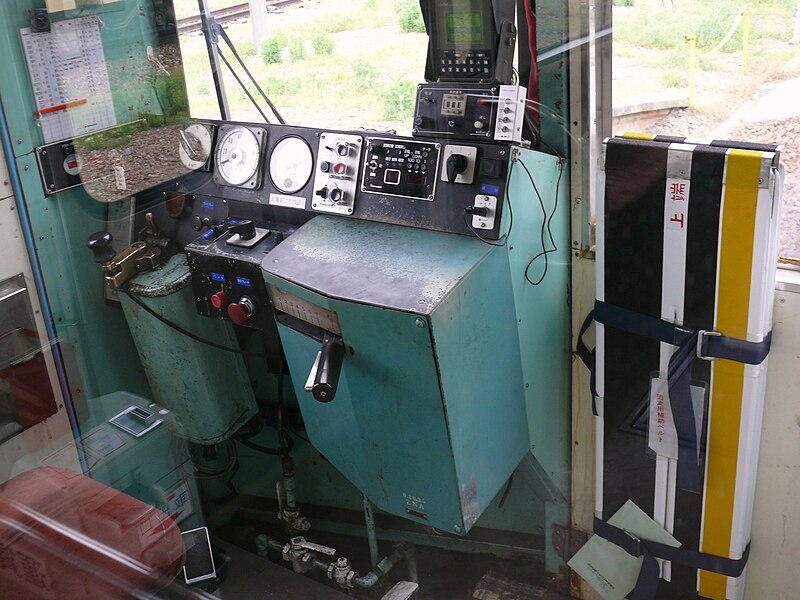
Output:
[177,120,511,240]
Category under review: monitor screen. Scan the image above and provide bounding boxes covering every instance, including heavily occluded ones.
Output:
[446,11,483,43]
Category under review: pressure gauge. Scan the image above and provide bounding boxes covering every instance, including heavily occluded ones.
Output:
[213,125,266,188]
[269,136,314,194]
[178,123,214,171]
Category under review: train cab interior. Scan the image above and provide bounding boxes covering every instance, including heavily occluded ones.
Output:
[0,0,798,598]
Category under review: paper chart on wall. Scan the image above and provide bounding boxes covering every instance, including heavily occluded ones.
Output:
[20,16,117,144]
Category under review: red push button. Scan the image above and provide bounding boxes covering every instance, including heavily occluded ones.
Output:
[210,291,228,309]
[228,303,247,325]
[227,297,255,326]
[333,162,347,175]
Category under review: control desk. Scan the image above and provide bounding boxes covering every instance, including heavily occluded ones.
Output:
[169,122,512,330]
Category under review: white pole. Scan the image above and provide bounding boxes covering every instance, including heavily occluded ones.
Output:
[791,2,800,44]
[250,0,269,51]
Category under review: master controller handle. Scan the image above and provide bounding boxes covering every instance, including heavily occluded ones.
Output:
[222,219,256,240]
[87,231,116,263]
[311,334,344,403]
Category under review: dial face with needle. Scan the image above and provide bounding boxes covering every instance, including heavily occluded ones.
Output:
[214,126,264,187]
[178,123,213,171]
[269,136,314,194]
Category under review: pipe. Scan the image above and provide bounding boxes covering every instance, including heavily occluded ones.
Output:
[0,98,86,472]
[354,543,414,589]
[363,494,379,567]
[255,534,284,556]
[257,534,417,590]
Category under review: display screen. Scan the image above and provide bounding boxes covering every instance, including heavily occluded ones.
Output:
[447,11,482,43]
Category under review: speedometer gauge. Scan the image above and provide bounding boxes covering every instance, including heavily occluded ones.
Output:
[213,125,265,188]
[269,136,313,194]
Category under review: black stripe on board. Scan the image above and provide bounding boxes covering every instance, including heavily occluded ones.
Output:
[601,138,668,523]
[603,138,667,316]
[683,146,726,332]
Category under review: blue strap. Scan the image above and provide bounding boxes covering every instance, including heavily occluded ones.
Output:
[576,311,597,414]
[584,301,772,492]
[593,517,750,600]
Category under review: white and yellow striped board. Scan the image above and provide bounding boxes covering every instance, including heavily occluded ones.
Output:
[595,134,782,599]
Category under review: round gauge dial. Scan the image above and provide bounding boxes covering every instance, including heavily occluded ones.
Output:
[215,126,262,187]
[269,136,313,194]
[178,123,213,171]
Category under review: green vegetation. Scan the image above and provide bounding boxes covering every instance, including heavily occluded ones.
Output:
[238,39,256,58]
[288,38,307,62]
[393,0,426,33]
[614,0,794,51]
[312,33,335,56]
[660,70,686,88]
[260,36,284,65]
[612,0,796,113]
[381,77,417,119]
[351,59,379,91]
[154,66,190,117]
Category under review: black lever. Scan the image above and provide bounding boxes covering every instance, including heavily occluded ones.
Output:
[87,231,116,263]
[446,153,469,183]
[226,219,257,240]
[312,334,345,403]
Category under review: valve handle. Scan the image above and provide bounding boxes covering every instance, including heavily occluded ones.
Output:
[87,231,116,263]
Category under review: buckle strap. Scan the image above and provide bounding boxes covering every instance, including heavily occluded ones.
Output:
[701,329,772,364]
[594,517,751,600]
[595,300,771,365]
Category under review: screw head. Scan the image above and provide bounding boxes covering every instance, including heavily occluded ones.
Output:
[453,525,462,533]
[415,317,426,328]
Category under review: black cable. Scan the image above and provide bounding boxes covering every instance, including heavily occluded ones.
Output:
[123,291,268,358]
[215,24,287,124]
[517,158,563,286]
[276,356,292,455]
[290,427,310,444]
[463,212,507,247]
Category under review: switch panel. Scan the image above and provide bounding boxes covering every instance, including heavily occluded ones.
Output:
[493,85,526,143]
[361,138,440,201]
[471,194,497,230]
[312,132,363,215]
[413,83,498,141]
[441,145,478,185]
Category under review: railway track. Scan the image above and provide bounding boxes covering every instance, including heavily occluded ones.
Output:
[176,0,302,34]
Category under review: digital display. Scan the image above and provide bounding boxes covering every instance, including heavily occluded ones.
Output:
[384,169,401,185]
[441,93,467,116]
[447,11,482,43]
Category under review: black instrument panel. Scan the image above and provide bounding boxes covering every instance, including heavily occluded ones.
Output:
[173,120,510,241]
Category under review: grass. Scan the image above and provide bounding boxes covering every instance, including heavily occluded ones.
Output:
[175,0,429,129]
[613,0,798,113]
[174,0,799,133]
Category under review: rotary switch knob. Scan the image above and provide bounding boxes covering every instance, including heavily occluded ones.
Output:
[227,297,256,326]
[210,291,228,309]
